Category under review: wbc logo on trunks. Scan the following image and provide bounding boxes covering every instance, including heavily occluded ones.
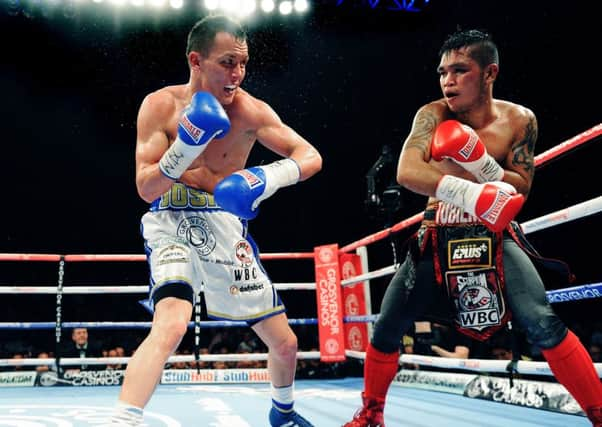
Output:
[234,240,253,267]
[446,267,505,332]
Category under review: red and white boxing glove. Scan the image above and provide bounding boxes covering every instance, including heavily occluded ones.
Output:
[435,175,524,232]
[432,120,504,183]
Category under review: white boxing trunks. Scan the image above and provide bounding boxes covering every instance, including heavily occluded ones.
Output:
[141,183,285,323]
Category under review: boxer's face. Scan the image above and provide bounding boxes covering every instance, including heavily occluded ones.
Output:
[196,32,249,106]
[438,47,485,113]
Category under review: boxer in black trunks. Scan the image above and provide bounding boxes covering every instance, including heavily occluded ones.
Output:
[343,28,602,427]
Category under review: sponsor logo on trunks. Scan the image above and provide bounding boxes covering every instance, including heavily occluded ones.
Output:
[229,283,264,295]
[155,183,219,211]
[459,125,479,159]
[237,169,264,188]
[235,240,254,267]
[177,216,216,256]
[436,202,479,224]
[157,244,189,265]
[448,238,492,269]
[180,114,204,143]
[446,268,505,332]
[234,267,258,281]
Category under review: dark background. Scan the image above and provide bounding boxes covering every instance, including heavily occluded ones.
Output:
[1,0,600,351]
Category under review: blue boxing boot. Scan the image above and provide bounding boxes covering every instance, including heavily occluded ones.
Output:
[269,406,314,427]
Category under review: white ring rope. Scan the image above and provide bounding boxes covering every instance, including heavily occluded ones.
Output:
[520,195,602,234]
[0,283,315,294]
[344,351,602,378]
[0,351,322,368]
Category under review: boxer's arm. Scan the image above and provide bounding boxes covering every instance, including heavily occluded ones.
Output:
[135,92,176,203]
[503,109,538,198]
[213,100,322,219]
[255,100,322,180]
[397,105,451,195]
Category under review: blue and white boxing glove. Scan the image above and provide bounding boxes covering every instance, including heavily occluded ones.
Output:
[214,158,301,219]
[159,91,230,180]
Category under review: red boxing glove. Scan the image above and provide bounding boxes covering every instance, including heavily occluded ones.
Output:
[432,120,504,182]
[435,175,525,232]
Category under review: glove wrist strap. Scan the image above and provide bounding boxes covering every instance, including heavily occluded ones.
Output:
[262,158,301,191]
[435,175,478,215]
[475,154,505,182]
[158,136,207,180]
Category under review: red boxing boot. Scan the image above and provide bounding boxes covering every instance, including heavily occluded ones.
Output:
[342,392,385,427]
[588,406,602,427]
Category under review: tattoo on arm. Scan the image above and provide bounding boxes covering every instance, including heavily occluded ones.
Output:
[511,116,537,178]
[404,111,438,155]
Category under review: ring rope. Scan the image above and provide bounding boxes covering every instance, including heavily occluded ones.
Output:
[1,275,600,331]
[520,195,602,234]
[344,351,602,378]
[0,318,320,330]
[0,282,316,295]
[0,351,322,368]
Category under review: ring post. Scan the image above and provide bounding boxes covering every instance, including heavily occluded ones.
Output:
[313,244,346,362]
[54,256,65,376]
[339,252,370,351]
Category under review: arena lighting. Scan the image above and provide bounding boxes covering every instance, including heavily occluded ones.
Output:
[260,0,274,12]
[238,0,256,16]
[204,0,219,9]
[293,0,307,12]
[278,0,291,14]
[3,0,310,19]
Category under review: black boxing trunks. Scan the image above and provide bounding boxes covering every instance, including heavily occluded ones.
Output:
[421,201,511,341]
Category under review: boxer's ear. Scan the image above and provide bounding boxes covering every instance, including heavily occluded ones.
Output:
[485,63,498,83]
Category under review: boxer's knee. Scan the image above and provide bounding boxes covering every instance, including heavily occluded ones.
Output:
[270,332,298,363]
[371,322,404,354]
[150,316,188,353]
[522,312,567,349]
[150,298,192,353]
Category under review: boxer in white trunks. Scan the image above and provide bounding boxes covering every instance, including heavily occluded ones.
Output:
[110,14,322,427]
